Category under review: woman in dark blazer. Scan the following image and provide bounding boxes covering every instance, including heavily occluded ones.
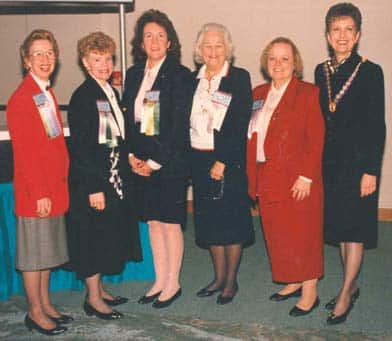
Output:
[315,3,385,325]
[190,23,254,305]
[122,9,192,308]
[7,29,69,336]
[247,37,324,317]
[67,32,141,320]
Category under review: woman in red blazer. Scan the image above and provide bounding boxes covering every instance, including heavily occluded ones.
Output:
[247,37,325,317]
[6,30,70,336]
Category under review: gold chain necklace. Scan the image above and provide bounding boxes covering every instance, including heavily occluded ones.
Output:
[323,57,366,112]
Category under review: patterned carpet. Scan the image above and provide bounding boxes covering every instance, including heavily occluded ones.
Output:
[0,298,390,340]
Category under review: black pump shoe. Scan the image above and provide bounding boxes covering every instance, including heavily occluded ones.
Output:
[103,296,128,306]
[83,301,123,320]
[216,284,238,305]
[196,286,223,297]
[270,287,302,301]
[49,313,74,324]
[289,297,320,317]
[325,288,360,310]
[25,314,67,336]
[327,302,354,325]
[138,291,161,304]
[152,289,182,308]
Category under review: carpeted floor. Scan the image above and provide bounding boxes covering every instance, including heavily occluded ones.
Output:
[1,217,391,340]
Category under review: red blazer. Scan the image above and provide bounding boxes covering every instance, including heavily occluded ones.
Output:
[247,77,324,202]
[6,73,69,217]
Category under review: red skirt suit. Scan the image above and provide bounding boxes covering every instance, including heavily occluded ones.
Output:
[247,77,324,283]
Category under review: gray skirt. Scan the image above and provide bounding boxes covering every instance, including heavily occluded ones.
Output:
[16,215,69,271]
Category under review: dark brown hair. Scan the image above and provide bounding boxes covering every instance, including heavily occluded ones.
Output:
[325,2,362,33]
[131,9,181,63]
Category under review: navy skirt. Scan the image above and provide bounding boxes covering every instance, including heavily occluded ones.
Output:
[191,149,254,248]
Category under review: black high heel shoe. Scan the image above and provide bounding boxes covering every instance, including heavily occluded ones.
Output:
[325,288,360,310]
[327,301,354,325]
[152,288,182,308]
[83,301,123,320]
[49,313,74,324]
[138,291,162,304]
[24,314,67,336]
[216,284,238,305]
[103,296,128,306]
[196,285,223,297]
[289,297,320,317]
[269,287,302,301]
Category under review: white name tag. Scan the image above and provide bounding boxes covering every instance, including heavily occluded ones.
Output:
[211,91,232,107]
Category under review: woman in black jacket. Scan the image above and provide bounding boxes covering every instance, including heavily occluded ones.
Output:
[315,3,385,325]
[189,23,254,305]
[67,32,141,320]
[122,9,192,308]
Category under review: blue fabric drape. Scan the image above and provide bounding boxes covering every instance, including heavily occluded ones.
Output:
[0,183,154,301]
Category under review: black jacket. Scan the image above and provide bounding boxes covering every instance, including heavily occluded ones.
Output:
[121,56,193,179]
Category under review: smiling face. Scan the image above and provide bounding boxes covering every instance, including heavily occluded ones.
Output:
[200,30,227,74]
[83,51,113,85]
[142,22,170,67]
[267,42,295,88]
[327,16,360,62]
[24,39,56,81]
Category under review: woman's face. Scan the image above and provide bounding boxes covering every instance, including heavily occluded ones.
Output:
[142,22,170,66]
[267,42,295,86]
[83,51,113,84]
[25,39,56,81]
[200,31,227,71]
[327,16,360,61]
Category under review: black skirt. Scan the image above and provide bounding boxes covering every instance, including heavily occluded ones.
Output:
[191,149,254,248]
[134,171,188,225]
[66,184,142,279]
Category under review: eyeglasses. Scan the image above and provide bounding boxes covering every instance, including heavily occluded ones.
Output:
[30,50,56,59]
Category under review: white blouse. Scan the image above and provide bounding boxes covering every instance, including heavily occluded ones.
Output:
[190,61,229,149]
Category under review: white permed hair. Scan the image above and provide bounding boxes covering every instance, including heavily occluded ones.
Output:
[193,22,234,64]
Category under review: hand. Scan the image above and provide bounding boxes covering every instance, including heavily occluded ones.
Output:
[89,192,105,210]
[210,161,225,180]
[129,155,145,170]
[360,173,377,197]
[133,163,153,177]
[36,197,51,217]
[291,178,311,201]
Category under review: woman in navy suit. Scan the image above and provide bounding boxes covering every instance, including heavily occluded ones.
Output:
[315,3,385,324]
[190,23,254,304]
[67,32,141,320]
[122,9,192,308]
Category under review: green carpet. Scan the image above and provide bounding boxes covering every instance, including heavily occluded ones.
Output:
[1,217,391,340]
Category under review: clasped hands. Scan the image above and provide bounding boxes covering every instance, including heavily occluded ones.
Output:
[210,161,225,180]
[129,155,153,177]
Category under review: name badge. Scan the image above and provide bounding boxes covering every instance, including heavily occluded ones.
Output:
[97,100,118,147]
[33,92,62,139]
[97,100,111,113]
[141,90,160,136]
[252,99,264,111]
[211,91,232,107]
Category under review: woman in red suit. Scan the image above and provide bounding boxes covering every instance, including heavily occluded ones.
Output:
[247,37,325,317]
[6,30,70,335]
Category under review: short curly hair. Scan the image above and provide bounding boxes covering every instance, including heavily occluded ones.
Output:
[131,9,181,63]
[20,29,59,68]
[260,37,303,80]
[193,22,234,65]
[77,32,116,60]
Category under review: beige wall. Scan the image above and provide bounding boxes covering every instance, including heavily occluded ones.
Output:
[0,0,391,208]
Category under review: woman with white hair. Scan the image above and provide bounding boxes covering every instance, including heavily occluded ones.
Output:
[190,23,254,305]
